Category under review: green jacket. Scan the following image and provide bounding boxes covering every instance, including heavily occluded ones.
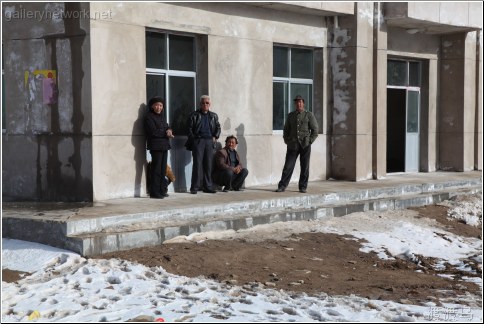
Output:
[283,110,319,150]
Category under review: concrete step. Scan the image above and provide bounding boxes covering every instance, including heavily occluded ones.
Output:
[2,173,481,256]
[69,186,480,256]
[56,177,484,237]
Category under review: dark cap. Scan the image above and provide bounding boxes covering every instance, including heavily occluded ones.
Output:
[148,96,164,107]
[293,95,305,102]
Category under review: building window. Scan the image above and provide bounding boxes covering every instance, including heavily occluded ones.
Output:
[387,60,420,87]
[146,31,196,135]
[273,46,313,130]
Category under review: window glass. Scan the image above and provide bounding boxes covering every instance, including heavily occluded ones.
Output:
[169,76,194,135]
[290,83,312,112]
[146,31,196,135]
[407,91,419,133]
[146,32,166,69]
[387,60,406,86]
[146,74,166,105]
[291,48,313,79]
[273,46,314,130]
[273,82,287,130]
[409,62,420,86]
[273,46,288,78]
[169,35,195,71]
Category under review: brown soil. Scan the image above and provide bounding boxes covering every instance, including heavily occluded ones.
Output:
[409,204,482,240]
[95,204,482,305]
[2,269,30,283]
[3,204,481,306]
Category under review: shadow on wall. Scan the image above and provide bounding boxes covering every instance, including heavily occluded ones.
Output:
[210,140,224,191]
[169,136,193,193]
[24,2,92,202]
[236,123,247,169]
[132,104,148,197]
[169,106,192,193]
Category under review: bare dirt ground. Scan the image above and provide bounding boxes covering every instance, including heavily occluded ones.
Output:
[3,203,481,307]
[96,204,482,306]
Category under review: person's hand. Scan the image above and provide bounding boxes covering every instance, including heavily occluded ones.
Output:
[234,165,241,174]
[166,129,174,138]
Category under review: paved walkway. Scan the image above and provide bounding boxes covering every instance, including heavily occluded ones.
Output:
[2,171,482,256]
[2,171,481,221]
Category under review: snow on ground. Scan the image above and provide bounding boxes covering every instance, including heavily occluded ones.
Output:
[441,195,482,227]
[2,195,482,322]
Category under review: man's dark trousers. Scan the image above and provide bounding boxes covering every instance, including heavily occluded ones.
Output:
[278,144,311,190]
[213,168,249,190]
[191,138,214,191]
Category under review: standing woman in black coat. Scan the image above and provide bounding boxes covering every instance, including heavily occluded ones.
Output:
[144,97,174,199]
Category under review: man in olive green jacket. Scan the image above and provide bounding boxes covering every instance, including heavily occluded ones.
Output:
[276,95,318,193]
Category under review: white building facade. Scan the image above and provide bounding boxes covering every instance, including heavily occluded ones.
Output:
[2,2,482,201]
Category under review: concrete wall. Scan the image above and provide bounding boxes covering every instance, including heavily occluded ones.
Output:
[440,32,478,171]
[90,20,146,200]
[410,2,482,29]
[373,2,388,179]
[89,2,329,200]
[385,2,482,31]
[248,2,354,16]
[328,2,375,181]
[2,2,481,202]
[2,2,93,201]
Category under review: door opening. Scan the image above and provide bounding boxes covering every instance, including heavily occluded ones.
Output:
[387,89,406,172]
[387,59,421,173]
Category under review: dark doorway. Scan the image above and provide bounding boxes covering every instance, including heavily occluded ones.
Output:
[387,88,406,172]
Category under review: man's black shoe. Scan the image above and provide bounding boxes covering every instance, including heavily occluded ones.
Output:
[275,187,285,192]
[234,188,244,191]
[162,193,169,197]
[150,195,164,199]
[299,189,307,193]
[202,189,217,193]
[190,190,197,194]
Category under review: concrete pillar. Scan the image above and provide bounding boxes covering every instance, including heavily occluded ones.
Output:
[329,2,373,180]
[440,32,477,171]
[476,30,483,171]
[372,3,387,179]
[90,20,147,201]
[420,59,439,172]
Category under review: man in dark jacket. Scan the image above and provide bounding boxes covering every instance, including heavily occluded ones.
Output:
[144,96,174,199]
[187,95,221,194]
[276,95,318,193]
[213,135,249,192]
